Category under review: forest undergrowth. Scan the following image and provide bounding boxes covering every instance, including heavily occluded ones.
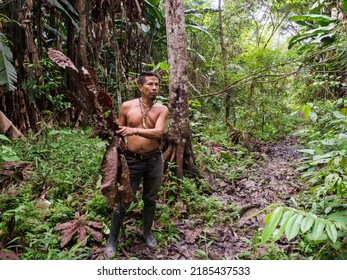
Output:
[0,106,346,260]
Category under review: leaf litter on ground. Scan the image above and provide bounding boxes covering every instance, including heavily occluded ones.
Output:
[90,136,304,260]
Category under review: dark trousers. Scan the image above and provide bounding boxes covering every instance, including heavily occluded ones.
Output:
[125,153,163,208]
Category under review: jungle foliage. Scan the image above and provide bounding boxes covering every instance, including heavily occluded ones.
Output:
[0,0,346,260]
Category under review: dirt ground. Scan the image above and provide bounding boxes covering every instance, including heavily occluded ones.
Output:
[92,136,304,260]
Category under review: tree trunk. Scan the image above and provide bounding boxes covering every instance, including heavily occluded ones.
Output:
[218,0,232,122]
[75,0,89,67]
[164,0,196,180]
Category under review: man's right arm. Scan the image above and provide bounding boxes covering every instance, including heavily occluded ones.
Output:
[118,102,128,127]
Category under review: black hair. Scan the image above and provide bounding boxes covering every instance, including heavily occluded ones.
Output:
[138,71,159,85]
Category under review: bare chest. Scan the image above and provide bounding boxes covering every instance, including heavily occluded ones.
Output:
[126,105,159,128]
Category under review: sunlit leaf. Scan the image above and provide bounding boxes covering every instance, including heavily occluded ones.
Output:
[186,24,216,42]
[333,110,347,118]
[301,105,311,119]
[328,211,347,225]
[285,213,304,241]
[310,219,326,240]
[273,210,293,241]
[339,108,347,116]
[289,14,337,27]
[300,215,315,233]
[325,222,338,243]
[153,61,169,72]
[261,207,284,243]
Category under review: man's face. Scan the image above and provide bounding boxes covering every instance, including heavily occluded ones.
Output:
[139,76,159,101]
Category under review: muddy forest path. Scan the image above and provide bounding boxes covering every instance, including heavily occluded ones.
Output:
[96,136,304,260]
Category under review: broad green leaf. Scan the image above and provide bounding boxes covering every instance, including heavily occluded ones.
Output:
[307,232,327,241]
[153,61,169,72]
[144,0,164,29]
[331,241,342,250]
[261,207,284,244]
[146,0,159,5]
[311,219,326,240]
[289,14,337,27]
[339,108,347,116]
[325,222,338,243]
[341,0,347,14]
[0,40,17,92]
[288,33,309,49]
[324,206,332,214]
[273,210,293,241]
[301,105,311,119]
[47,0,79,30]
[309,112,317,123]
[337,134,347,150]
[0,134,11,143]
[333,110,347,119]
[285,213,304,241]
[187,48,206,62]
[289,24,336,49]
[2,155,21,162]
[186,24,216,43]
[301,215,315,233]
[328,211,347,225]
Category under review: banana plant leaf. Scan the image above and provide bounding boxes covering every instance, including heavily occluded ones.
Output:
[0,39,17,92]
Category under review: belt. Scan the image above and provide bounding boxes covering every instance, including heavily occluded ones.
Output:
[124,149,161,160]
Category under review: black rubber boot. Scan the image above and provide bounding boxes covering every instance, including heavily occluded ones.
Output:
[105,207,123,259]
[143,205,157,249]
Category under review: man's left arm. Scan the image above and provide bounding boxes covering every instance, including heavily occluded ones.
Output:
[136,106,169,139]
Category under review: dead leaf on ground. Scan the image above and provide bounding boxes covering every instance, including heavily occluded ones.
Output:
[184,228,202,244]
[54,212,103,247]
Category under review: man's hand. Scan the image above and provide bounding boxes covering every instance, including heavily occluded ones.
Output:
[117,126,138,137]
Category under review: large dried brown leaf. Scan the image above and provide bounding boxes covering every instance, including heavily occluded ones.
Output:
[100,138,120,208]
[88,221,103,229]
[90,230,103,243]
[58,227,79,247]
[100,137,133,208]
[47,48,116,140]
[77,228,87,246]
[48,48,132,209]
[53,220,78,231]
[118,153,134,206]
[54,212,103,247]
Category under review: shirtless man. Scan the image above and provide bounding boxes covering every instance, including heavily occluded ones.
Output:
[105,72,169,259]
